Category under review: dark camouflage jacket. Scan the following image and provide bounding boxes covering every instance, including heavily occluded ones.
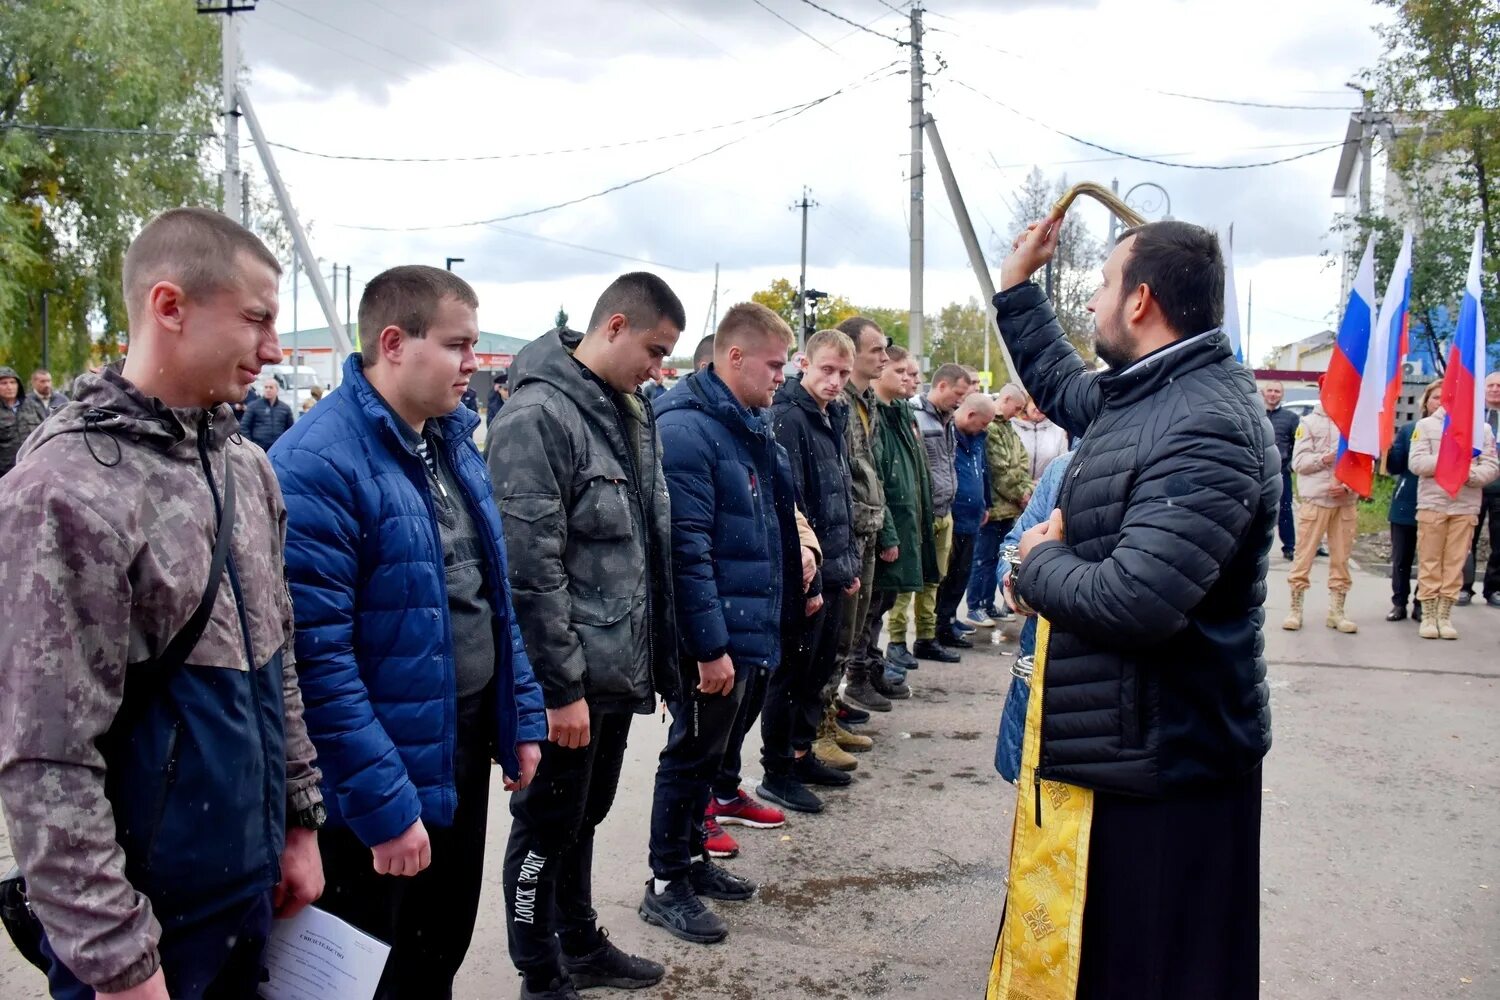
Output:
[490,329,680,710]
[0,367,321,993]
[841,379,891,539]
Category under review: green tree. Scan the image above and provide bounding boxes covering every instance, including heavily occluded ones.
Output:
[749,277,855,342]
[1340,0,1499,352]
[1,1,221,376]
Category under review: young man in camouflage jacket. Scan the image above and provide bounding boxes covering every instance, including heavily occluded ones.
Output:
[0,209,324,1000]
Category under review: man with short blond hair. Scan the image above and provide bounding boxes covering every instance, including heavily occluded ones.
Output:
[641,302,805,945]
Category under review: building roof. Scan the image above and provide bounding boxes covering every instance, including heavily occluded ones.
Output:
[279,325,535,356]
[1282,329,1338,353]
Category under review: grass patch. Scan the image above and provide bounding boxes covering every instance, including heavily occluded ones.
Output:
[1357,474,1396,535]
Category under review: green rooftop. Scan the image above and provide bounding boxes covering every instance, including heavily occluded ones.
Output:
[279,325,536,356]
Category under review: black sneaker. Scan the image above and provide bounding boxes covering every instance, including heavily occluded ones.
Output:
[756,773,824,814]
[520,975,582,1000]
[843,678,892,712]
[935,629,973,649]
[912,639,960,663]
[873,669,912,700]
[561,929,664,990]
[793,753,854,787]
[886,642,918,669]
[835,699,871,725]
[689,859,757,901]
[639,879,727,944]
[1457,592,1473,607]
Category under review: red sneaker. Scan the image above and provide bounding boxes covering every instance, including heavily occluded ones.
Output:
[703,817,740,859]
[707,788,787,829]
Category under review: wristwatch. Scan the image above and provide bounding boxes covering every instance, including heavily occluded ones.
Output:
[290,802,327,831]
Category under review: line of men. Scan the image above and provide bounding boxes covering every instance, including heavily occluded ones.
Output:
[0,207,1039,1000]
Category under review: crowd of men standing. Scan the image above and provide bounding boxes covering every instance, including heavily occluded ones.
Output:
[0,208,1066,1000]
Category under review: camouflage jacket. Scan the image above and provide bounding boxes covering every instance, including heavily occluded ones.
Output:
[0,367,321,993]
[841,379,890,539]
[985,418,1034,521]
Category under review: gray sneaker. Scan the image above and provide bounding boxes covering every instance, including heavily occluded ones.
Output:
[639,878,727,944]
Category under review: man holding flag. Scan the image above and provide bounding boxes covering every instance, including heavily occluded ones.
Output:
[1407,227,1500,638]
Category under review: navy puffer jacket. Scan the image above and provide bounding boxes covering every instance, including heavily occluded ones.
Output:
[271,355,546,847]
[654,367,801,672]
[999,282,1276,799]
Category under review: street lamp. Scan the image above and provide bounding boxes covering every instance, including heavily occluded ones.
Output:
[803,288,828,347]
[445,257,465,271]
[1107,181,1173,245]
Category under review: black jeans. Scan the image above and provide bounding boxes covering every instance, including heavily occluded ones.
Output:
[712,666,770,801]
[504,707,634,979]
[1390,522,1418,608]
[43,893,273,1000]
[649,672,750,881]
[318,688,493,1000]
[762,587,847,775]
[1278,468,1297,557]
[1462,492,1500,597]
[936,531,977,627]
[862,589,900,660]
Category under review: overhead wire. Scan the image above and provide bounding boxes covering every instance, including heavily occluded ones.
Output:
[749,0,840,54]
[248,15,418,87]
[354,0,527,78]
[793,0,909,45]
[258,0,447,78]
[950,79,1351,170]
[331,63,906,232]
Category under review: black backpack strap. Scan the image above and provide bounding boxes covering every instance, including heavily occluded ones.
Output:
[157,449,236,671]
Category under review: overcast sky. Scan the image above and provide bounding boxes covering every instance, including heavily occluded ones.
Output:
[236,0,1391,360]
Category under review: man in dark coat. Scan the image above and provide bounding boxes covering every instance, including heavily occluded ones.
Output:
[999,215,1276,999]
[755,329,860,815]
[239,376,295,451]
[0,365,43,476]
[1262,381,1300,560]
[489,275,684,998]
[641,303,805,946]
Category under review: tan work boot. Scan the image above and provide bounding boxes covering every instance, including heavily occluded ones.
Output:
[1418,599,1440,639]
[821,704,872,753]
[1437,597,1459,640]
[1282,588,1305,631]
[812,734,858,772]
[1326,591,1358,633]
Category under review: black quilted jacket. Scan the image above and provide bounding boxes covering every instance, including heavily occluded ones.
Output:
[997,283,1276,799]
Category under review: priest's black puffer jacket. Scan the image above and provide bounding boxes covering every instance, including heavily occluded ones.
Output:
[997,282,1276,799]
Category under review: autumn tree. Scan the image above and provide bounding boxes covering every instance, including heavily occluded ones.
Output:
[1,1,222,375]
[1003,168,1102,363]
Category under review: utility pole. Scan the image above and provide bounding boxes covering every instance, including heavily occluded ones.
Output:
[240,170,250,227]
[39,291,51,372]
[291,247,301,414]
[791,187,817,350]
[195,1,255,219]
[703,263,720,337]
[908,2,925,371]
[1245,279,1254,370]
[1357,87,1373,220]
[331,264,339,326]
[1107,177,1120,247]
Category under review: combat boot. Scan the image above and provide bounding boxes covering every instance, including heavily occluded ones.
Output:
[811,733,859,772]
[1325,591,1358,633]
[1418,599,1440,639]
[1437,597,1459,639]
[1282,588,1305,631]
[822,704,871,752]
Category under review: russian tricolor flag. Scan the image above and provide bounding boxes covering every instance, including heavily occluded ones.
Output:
[1322,237,1377,496]
[1435,225,1489,497]
[1348,229,1413,464]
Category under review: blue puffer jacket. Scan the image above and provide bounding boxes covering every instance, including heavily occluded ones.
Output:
[271,355,546,847]
[653,367,801,673]
[952,428,991,536]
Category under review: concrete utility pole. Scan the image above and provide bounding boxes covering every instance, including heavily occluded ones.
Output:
[908,3,925,370]
[792,187,817,350]
[924,116,1017,386]
[211,3,251,219]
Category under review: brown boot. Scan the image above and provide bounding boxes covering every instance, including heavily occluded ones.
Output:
[1325,591,1357,633]
[811,734,858,771]
[823,705,872,753]
[1282,588,1305,631]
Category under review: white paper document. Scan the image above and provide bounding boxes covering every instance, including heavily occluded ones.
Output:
[259,906,391,1000]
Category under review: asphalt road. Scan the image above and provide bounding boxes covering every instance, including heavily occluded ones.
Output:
[0,558,1495,999]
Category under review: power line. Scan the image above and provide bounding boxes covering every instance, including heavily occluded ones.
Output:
[251,15,418,87]
[259,0,446,78]
[871,0,910,13]
[355,0,526,79]
[951,80,1351,170]
[333,64,904,233]
[982,139,1349,172]
[481,223,695,272]
[1155,90,1360,112]
[749,0,839,54]
[793,0,908,45]
[638,0,741,61]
